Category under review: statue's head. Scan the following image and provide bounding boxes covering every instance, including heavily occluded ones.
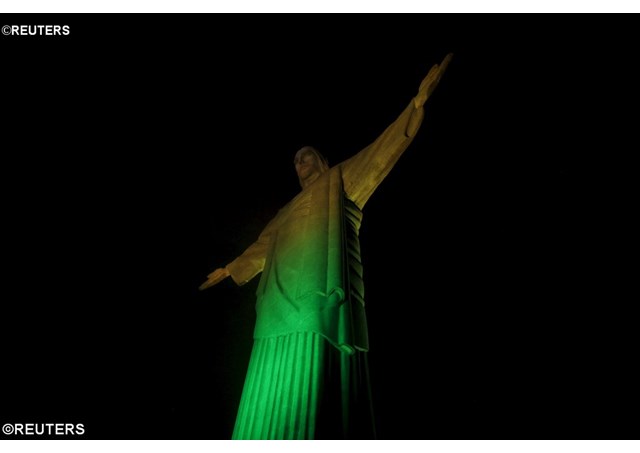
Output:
[294,146,329,189]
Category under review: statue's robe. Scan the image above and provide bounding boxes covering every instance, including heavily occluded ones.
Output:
[227,98,424,439]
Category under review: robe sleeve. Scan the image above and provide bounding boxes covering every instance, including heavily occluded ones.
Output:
[340,97,424,209]
[225,216,278,286]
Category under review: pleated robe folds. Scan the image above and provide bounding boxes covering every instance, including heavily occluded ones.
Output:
[226,98,424,439]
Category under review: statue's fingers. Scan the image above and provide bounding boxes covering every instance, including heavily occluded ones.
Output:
[440,53,453,74]
[421,54,453,98]
[419,54,453,94]
[435,54,453,84]
[419,64,439,92]
[210,275,226,287]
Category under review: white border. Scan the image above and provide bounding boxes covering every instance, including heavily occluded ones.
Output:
[2,441,640,453]
[0,0,639,13]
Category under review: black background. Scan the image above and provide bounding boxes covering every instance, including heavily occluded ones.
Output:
[1,15,636,439]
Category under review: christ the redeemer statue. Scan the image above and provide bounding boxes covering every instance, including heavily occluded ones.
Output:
[200,54,452,440]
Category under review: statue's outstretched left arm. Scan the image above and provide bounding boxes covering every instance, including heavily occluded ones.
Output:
[199,214,279,291]
[341,53,452,209]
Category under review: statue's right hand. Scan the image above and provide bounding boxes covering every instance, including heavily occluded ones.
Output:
[199,267,231,290]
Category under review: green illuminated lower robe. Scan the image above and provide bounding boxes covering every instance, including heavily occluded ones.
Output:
[226,98,425,439]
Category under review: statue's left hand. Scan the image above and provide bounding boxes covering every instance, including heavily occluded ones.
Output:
[414,53,453,109]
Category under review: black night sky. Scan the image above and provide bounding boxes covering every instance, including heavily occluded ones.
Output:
[1,15,636,440]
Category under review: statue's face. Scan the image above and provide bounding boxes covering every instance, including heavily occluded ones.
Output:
[294,149,323,182]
